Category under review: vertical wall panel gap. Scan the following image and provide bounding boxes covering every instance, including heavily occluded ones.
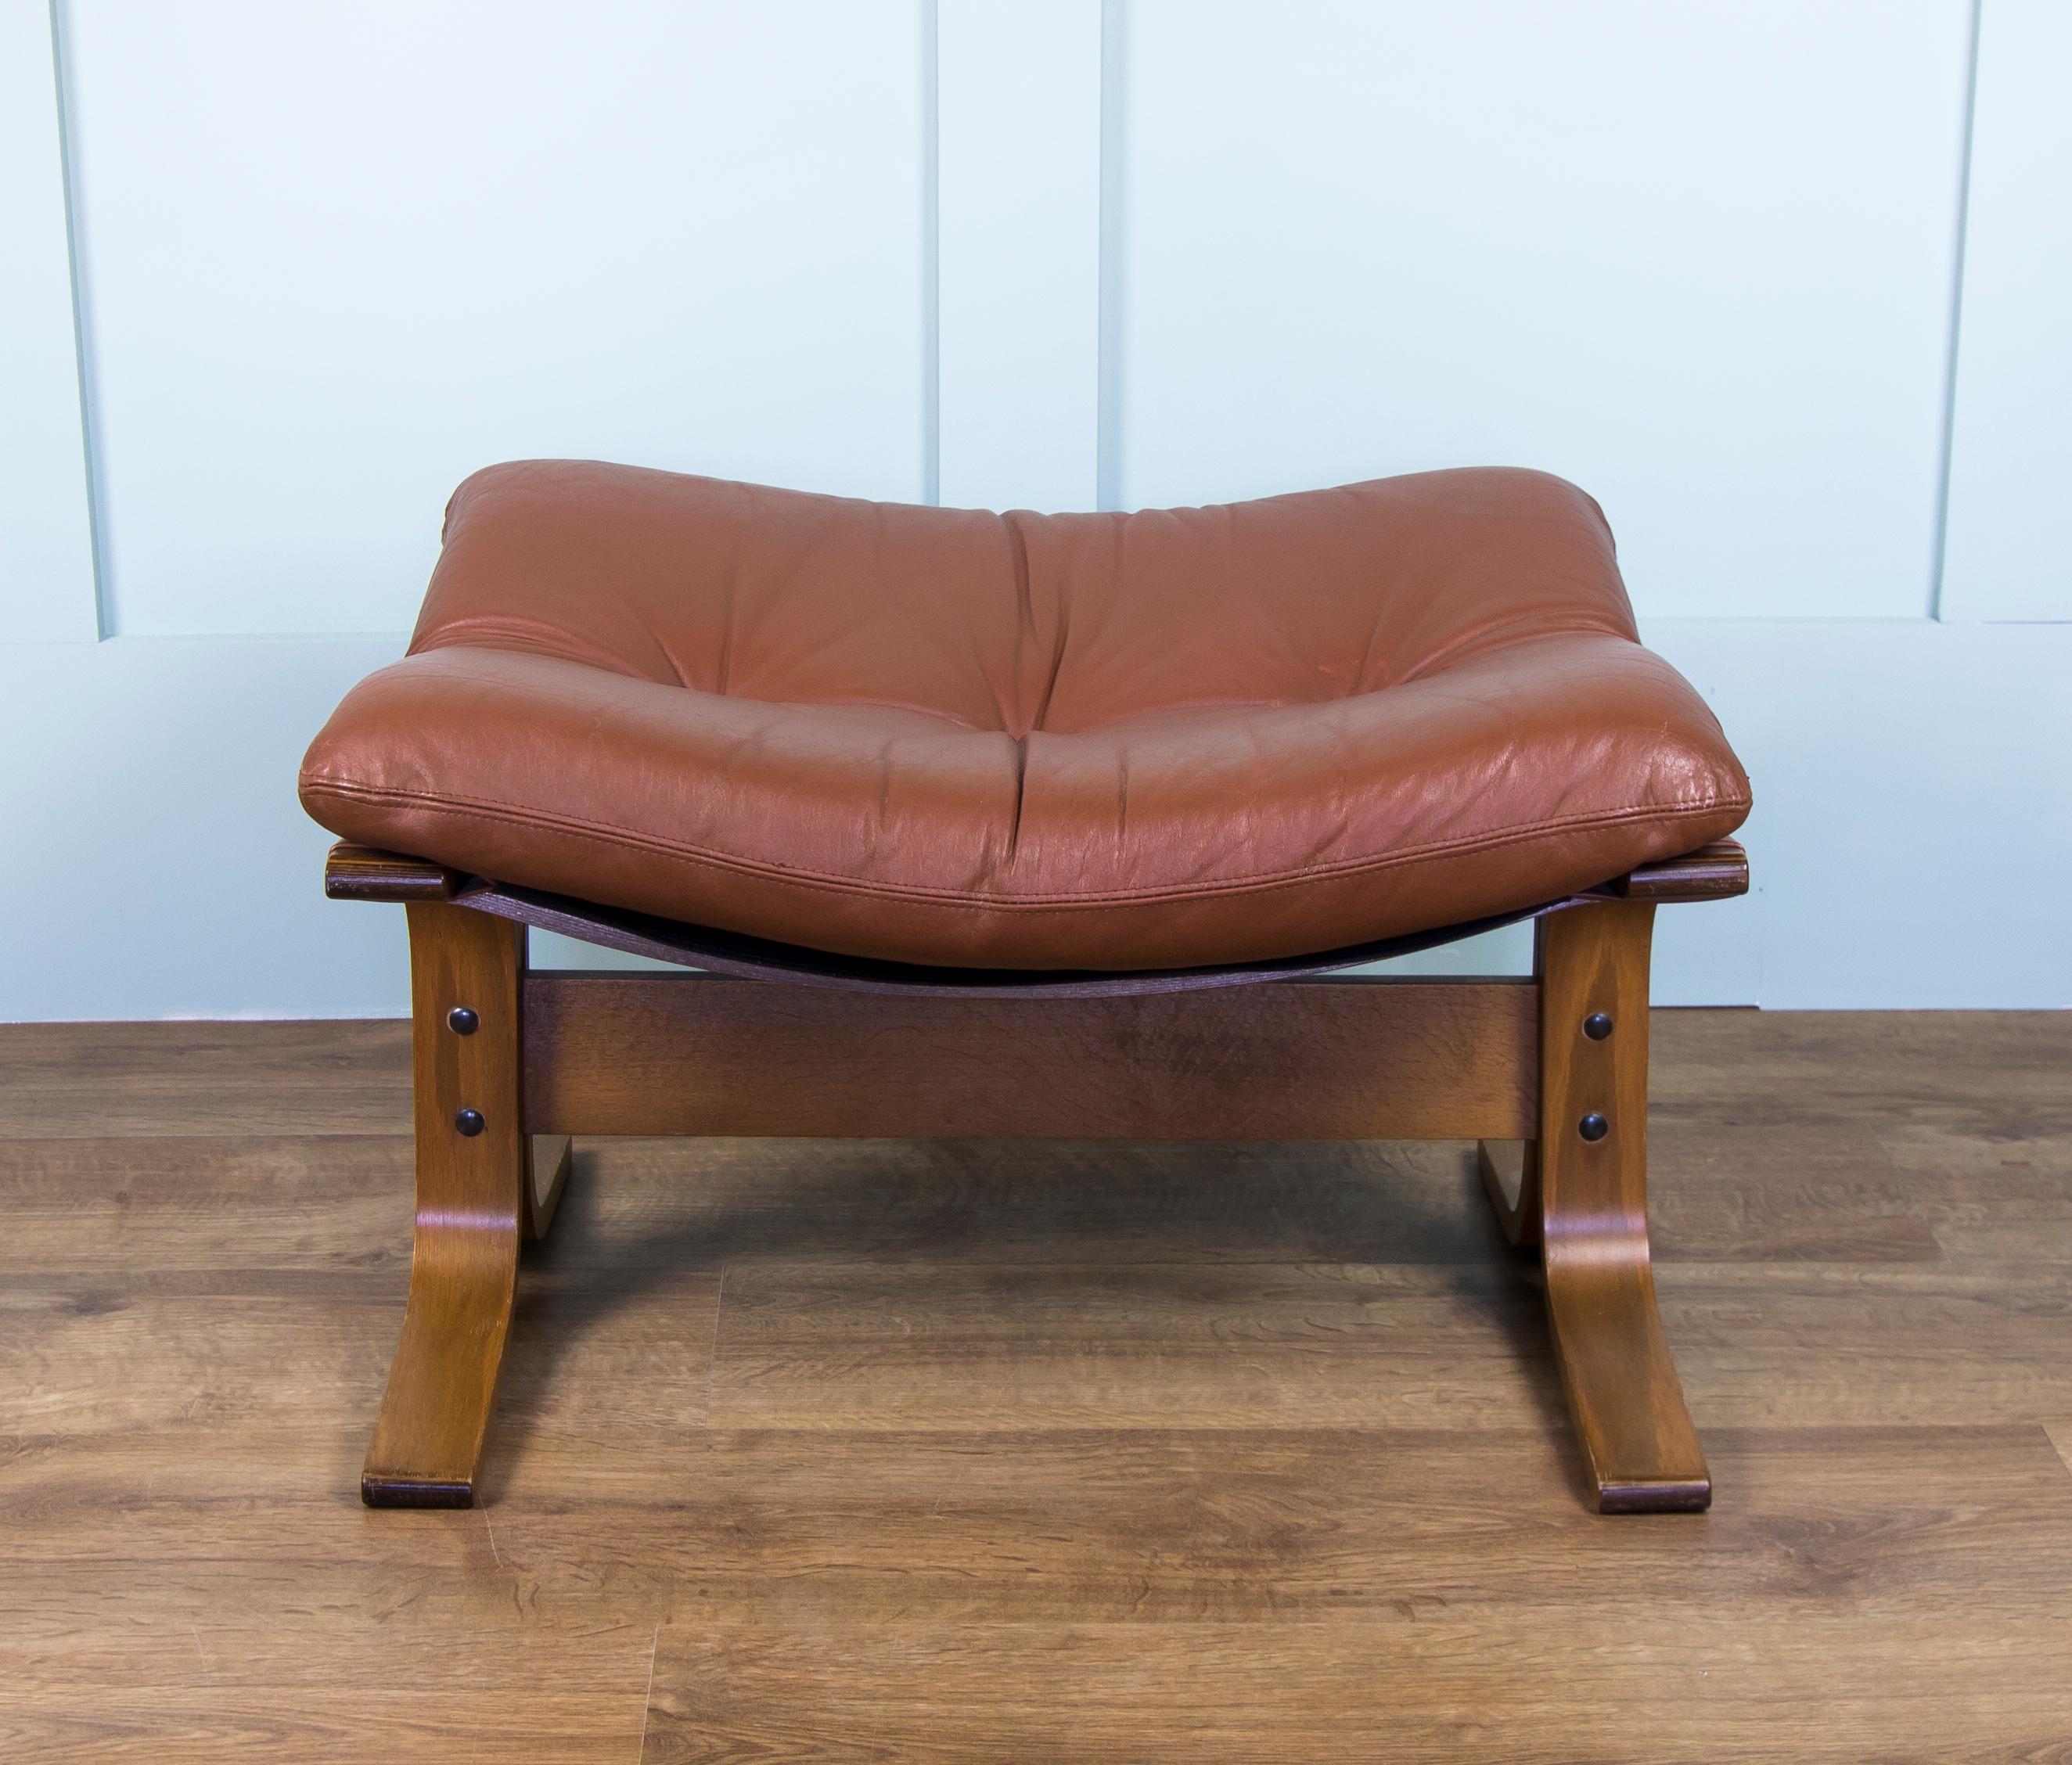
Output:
[1929,0,1985,622]
[47,0,110,638]
[935,1,1103,512]
[920,0,941,507]
[1095,0,1127,512]
[1,0,99,642]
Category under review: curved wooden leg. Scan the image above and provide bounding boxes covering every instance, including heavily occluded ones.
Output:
[1533,900,1710,1515]
[362,904,531,1508]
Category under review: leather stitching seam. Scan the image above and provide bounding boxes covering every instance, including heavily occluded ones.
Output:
[303,777,1750,913]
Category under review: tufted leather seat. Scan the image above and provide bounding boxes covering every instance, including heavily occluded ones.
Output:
[300,461,1750,971]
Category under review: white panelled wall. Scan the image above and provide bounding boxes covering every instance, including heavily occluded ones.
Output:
[1,0,2066,1019]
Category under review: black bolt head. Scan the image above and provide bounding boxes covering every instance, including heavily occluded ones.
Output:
[1578,1113,1610,1143]
[454,1108,486,1138]
[447,1006,479,1035]
[1583,1012,1613,1041]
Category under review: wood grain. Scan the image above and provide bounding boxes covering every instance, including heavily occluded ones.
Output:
[5,1011,2072,1760]
[323,836,1745,992]
[322,843,461,902]
[639,1601,2072,1764]
[523,974,1538,1141]
[360,904,531,1507]
[1611,836,1749,901]
[0,1019,409,1137]
[1535,900,1710,1512]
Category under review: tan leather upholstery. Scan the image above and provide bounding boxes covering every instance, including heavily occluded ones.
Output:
[300,461,1750,969]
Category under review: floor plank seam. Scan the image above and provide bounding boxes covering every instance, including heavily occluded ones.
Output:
[701,1262,728,1430]
[635,1623,660,1763]
[9,1014,2072,1760]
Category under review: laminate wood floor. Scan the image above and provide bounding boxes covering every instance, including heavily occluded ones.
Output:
[2,1011,2069,1761]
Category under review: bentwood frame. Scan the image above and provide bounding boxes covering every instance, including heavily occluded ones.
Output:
[326,837,1747,1514]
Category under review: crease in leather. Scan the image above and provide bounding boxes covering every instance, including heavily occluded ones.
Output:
[1003,509,1067,739]
[300,772,1746,911]
[711,577,734,696]
[1391,606,1636,688]
[306,461,1754,967]
[403,614,655,682]
[1005,735,1031,865]
[1004,510,1036,739]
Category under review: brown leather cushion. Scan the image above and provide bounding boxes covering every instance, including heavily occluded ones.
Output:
[300,461,1750,970]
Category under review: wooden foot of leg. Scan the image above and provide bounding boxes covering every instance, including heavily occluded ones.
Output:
[1476,1139,1541,1247]
[1534,900,1710,1515]
[363,904,530,1508]
[525,1135,572,1242]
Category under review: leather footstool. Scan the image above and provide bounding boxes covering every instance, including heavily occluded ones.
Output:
[302,461,1751,1512]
